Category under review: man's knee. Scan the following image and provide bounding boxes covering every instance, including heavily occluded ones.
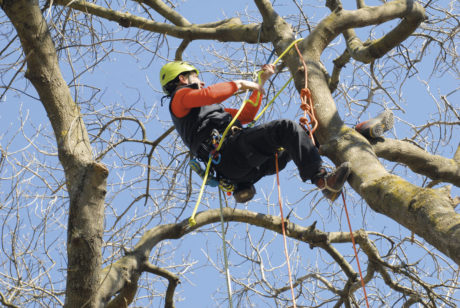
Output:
[270,119,302,134]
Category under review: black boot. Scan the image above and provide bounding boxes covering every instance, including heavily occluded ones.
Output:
[313,162,351,201]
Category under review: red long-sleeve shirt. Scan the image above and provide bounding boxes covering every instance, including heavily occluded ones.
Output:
[171,81,262,124]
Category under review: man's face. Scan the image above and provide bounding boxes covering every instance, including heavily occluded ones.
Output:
[183,72,204,89]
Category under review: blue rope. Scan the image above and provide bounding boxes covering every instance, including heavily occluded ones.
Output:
[266,48,276,64]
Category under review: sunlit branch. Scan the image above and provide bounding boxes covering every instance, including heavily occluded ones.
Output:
[342,1,425,63]
[136,0,191,26]
[54,0,264,43]
[372,138,460,187]
[143,262,180,308]
[330,49,350,93]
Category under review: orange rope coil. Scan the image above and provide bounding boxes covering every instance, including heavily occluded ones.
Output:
[294,43,318,145]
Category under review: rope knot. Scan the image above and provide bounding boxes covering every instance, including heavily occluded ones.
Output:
[299,116,310,125]
[300,87,311,99]
[300,102,309,111]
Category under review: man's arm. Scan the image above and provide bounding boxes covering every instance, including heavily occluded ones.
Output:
[225,64,275,124]
[171,64,274,120]
[171,82,239,118]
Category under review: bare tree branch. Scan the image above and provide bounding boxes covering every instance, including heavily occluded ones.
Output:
[372,138,460,187]
[2,0,459,306]
[342,1,426,63]
[54,0,264,43]
[137,0,191,26]
[143,262,180,308]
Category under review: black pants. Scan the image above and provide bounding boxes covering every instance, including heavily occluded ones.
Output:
[213,119,323,186]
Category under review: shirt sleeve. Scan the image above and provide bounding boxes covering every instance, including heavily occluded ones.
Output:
[171,82,238,118]
[225,90,263,124]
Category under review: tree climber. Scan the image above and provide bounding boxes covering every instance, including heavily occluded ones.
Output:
[160,61,387,203]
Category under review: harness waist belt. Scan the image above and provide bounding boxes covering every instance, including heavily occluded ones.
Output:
[196,126,242,161]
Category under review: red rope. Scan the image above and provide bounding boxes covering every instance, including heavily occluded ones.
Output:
[294,43,318,145]
[341,192,370,308]
[275,152,297,308]
[294,41,370,306]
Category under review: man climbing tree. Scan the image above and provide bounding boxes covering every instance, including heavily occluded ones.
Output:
[1,0,459,307]
[160,61,352,202]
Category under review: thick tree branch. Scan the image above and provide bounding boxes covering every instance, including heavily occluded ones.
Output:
[253,0,460,271]
[173,17,242,59]
[254,0,279,23]
[360,174,460,265]
[175,39,190,60]
[308,0,426,62]
[342,1,426,63]
[320,128,460,267]
[2,0,458,306]
[97,208,387,305]
[5,1,93,170]
[371,138,460,187]
[54,0,265,43]
[3,1,107,307]
[144,262,180,308]
[137,0,191,26]
[455,143,460,163]
[254,0,303,93]
[329,49,351,93]
[105,273,139,308]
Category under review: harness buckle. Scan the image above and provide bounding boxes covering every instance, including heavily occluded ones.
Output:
[219,179,234,193]
[210,129,221,144]
[231,125,242,135]
[209,149,221,164]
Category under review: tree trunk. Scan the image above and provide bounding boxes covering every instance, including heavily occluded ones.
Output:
[259,0,460,266]
[2,0,107,306]
[290,45,460,266]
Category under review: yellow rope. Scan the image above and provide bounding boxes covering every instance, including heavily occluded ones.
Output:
[252,76,292,124]
[188,157,213,226]
[272,38,303,65]
[189,38,304,227]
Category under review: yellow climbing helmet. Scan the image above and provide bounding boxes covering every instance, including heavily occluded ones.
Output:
[159,61,199,94]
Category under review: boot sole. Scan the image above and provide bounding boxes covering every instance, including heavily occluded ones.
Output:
[370,110,394,138]
[234,185,256,203]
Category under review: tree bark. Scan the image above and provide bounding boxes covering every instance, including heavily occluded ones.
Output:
[372,138,460,187]
[97,208,343,305]
[256,0,460,265]
[2,1,107,307]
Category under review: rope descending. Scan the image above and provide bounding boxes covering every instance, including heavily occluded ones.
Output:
[187,37,370,307]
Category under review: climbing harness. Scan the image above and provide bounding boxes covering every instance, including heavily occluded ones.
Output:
[189,159,219,187]
[209,129,222,164]
[189,158,234,191]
